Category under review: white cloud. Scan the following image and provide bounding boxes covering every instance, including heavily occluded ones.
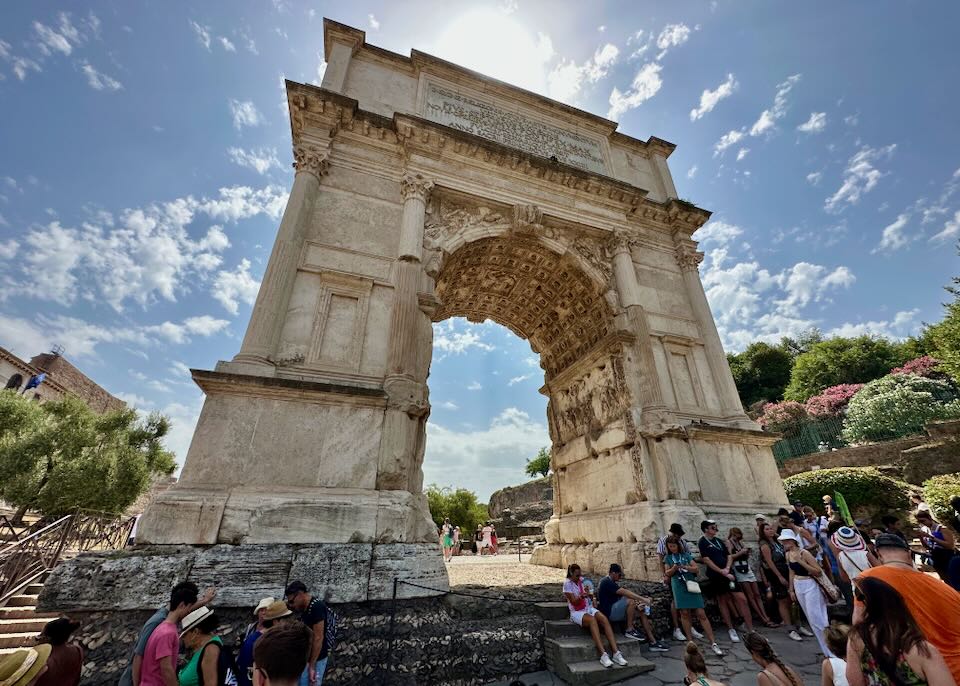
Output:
[212,259,260,315]
[227,147,283,175]
[467,381,482,391]
[0,312,146,360]
[749,74,801,136]
[844,114,859,127]
[169,361,193,378]
[239,29,258,55]
[229,99,263,130]
[0,240,18,260]
[824,144,896,213]
[774,263,854,311]
[81,62,122,91]
[547,43,619,103]
[806,171,823,186]
[736,147,750,162]
[189,20,211,51]
[689,73,737,121]
[423,407,548,501]
[219,36,236,52]
[687,165,698,179]
[368,14,380,30]
[508,374,532,386]
[875,213,911,253]
[439,401,458,410]
[656,23,691,52]
[714,128,745,156]
[607,62,662,120]
[797,111,827,133]
[12,57,41,81]
[433,320,496,359]
[34,20,73,56]
[931,209,960,243]
[694,220,743,246]
[828,309,919,339]
[145,315,230,344]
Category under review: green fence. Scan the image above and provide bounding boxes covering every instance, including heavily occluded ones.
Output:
[771,416,846,467]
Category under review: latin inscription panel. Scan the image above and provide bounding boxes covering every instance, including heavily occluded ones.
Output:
[423,82,608,175]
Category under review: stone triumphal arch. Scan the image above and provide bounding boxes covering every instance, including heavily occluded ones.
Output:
[130,20,787,602]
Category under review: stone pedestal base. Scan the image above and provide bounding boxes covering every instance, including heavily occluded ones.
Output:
[39,542,449,611]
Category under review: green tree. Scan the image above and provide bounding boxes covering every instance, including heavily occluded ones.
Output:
[0,392,177,519]
[524,447,551,478]
[727,342,794,406]
[424,484,489,533]
[783,336,911,402]
[841,374,960,443]
[926,256,960,382]
[779,328,825,359]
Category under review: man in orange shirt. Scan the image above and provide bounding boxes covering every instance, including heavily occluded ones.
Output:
[857,533,960,679]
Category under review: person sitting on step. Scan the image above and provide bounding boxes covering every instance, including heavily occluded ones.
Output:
[563,564,628,669]
[597,563,670,652]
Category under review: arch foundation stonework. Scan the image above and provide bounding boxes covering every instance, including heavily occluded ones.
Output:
[43,20,786,610]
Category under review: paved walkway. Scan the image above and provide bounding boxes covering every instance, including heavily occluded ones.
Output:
[447,553,566,587]
[489,627,828,686]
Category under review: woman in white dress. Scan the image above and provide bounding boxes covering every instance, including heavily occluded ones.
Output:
[562,564,627,669]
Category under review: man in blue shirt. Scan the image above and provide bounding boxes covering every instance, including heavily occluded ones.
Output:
[596,564,669,652]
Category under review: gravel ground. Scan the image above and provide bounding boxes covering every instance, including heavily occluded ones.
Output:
[447,554,566,587]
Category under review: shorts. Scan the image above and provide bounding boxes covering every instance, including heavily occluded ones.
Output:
[608,598,628,622]
[734,567,757,583]
[570,606,599,626]
[707,573,736,596]
[766,569,789,600]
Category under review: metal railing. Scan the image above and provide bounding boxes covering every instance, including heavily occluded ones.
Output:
[0,510,135,604]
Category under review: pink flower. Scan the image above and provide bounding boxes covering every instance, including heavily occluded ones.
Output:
[891,356,942,379]
[805,384,864,418]
[758,401,808,432]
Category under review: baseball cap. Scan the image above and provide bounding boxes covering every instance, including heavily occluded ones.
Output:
[874,533,910,551]
[700,519,717,532]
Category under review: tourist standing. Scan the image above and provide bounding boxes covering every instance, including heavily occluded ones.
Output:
[238,601,277,686]
[726,527,774,627]
[802,506,835,580]
[562,564,628,668]
[911,492,931,515]
[880,515,908,543]
[780,530,835,658]
[948,497,960,592]
[698,520,753,642]
[440,518,454,562]
[35,617,82,686]
[245,598,275,641]
[139,586,202,686]
[846,577,954,686]
[452,526,461,556]
[481,522,493,555]
[474,525,483,554]
[122,583,212,686]
[178,608,236,686]
[284,581,330,686]
[758,522,809,641]
[250,623,313,686]
[596,563,669,652]
[789,502,805,527]
[857,533,960,678]
[823,495,838,521]
[490,525,499,554]
[663,536,722,656]
[744,632,803,686]
[821,623,850,686]
[656,523,704,642]
[830,527,876,591]
[683,642,726,686]
[916,510,956,581]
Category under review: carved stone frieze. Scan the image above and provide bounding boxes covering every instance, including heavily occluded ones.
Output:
[293,143,330,179]
[399,173,434,202]
[551,355,631,446]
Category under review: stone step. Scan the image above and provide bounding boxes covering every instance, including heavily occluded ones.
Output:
[0,608,55,621]
[545,635,647,665]
[5,595,38,608]
[0,618,48,634]
[545,619,589,639]
[558,658,654,686]
[24,584,44,596]
[0,633,38,649]
[534,601,568,621]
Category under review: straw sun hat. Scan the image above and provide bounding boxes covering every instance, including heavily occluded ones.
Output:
[0,644,52,686]
[832,526,866,552]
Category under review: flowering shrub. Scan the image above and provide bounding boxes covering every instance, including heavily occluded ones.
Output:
[758,401,808,435]
[891,356,944,379]
[805,383,864,418]
[842,373,960,443]
[922,473,960,522]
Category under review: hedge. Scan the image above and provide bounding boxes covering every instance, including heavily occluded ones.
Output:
[783,467,910,514]
[922,473,960,523]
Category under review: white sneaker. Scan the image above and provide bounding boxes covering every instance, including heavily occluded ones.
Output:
[673,627,686,641]
[600,652,613,668]
[691,627,705,640]
[612,651,628,666]
[728,629,740,643]
[788,630,803,642]
[799,626,815,637]
[711,642,724,656]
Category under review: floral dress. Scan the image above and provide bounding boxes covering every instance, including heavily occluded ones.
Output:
[860,646,926,686]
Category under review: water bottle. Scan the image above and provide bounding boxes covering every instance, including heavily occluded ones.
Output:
[643,604,651,617]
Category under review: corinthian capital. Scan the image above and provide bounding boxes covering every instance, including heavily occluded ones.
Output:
[292,144,330,180]
[606,230,632,257]
[675,244,704,272]
[400,173,434,202]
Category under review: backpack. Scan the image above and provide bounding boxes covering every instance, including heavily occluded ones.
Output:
[324,606,338,654]
[198,638,239,686]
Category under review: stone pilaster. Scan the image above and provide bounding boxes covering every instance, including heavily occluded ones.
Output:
[233,145,325,370]
[675,242,749,421]
[609,233,669,426]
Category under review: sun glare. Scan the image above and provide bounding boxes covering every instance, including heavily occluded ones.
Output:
[430,8,553,95]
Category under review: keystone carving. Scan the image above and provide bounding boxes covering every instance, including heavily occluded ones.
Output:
[400,173,434,202]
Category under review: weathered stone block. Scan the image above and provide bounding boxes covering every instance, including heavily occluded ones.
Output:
[367,543,449,599]
[288,544,373,602]
[190,545,294,607]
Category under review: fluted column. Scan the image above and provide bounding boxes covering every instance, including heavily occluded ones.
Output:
[675,244,748,420]
[609,234,667,422]
[234,145,327,368]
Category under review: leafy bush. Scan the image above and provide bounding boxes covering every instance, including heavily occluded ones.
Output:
[784,467,910,515]
[784,336,911,402]
[525,447,551,478]
[425,484,489,533]
[842,374,960,443]
[758,401,808,435]
[805,384,864,419]
[922,473,960,523]
[891,356,944,379]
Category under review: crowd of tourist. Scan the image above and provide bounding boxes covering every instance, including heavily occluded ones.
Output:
[559,495,960,685]
[438,518,499,560]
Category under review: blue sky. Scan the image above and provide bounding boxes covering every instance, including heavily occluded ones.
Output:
[1,2,958,501]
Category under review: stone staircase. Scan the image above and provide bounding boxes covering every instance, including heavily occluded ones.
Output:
[536,602,655,685]
[0,579,57,654]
